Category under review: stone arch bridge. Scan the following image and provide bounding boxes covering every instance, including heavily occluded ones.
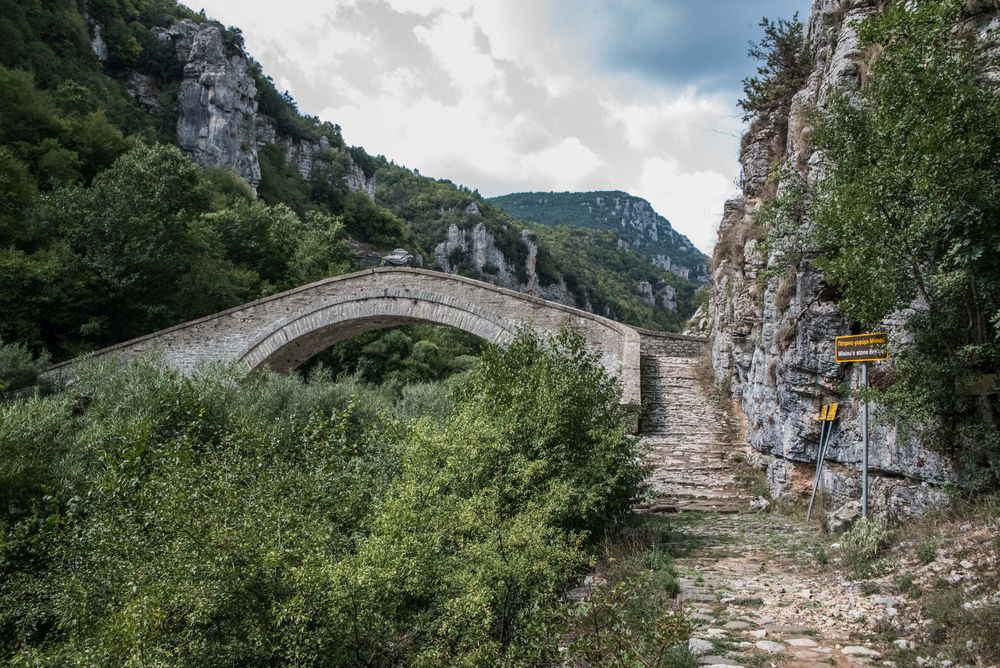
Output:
[49,267,706,407]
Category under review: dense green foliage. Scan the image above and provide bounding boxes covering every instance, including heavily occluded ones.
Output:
[0,142,352,359]
[309,324,484,392]
[490,191,708,282]
[531,224,698,331]
[739,13,812,122]
[760,0,1000,484]
[0,331,646,666]
[563,517,695,666]
[0,339,51,400]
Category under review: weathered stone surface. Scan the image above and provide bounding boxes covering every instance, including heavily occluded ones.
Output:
[637,281,677,312]
[433,223,574,307]
[638,333,752,512]
[167,20,262,187]
[131,19,376,198]
[689,638,714,656]
[88,17,108,62]
[703,0,1000,515]
[826,500,861,534]
[126,73,160,112]
[50,268,644,406]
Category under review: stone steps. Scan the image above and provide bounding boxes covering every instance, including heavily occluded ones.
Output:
[637,342,751,513]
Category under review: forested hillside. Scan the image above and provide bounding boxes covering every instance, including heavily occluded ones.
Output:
[491,191,709,282]
[0,0,695,367]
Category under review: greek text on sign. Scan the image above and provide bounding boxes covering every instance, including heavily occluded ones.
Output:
[835,332,888,363]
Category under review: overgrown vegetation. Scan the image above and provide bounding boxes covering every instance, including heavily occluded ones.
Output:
[531,224,697,331]
[563,516,695,667]
[1,142,352,359]
[307,323,485,393]
[490,191,709,283]
[842,517,891,578]
[0,330,647,666]
[753,0,1000,487]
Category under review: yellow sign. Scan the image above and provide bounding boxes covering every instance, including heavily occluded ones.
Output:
[835,332,889,363]
[818,402,839,421]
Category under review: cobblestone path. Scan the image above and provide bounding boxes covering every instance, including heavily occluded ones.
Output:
[670,512,893,667]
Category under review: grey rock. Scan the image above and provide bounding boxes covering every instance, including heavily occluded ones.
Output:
[169,20,261,187]
[702,0,984,516]
[381,249,416,267]
[826,500,861,534]
[127,73,160,111]
[688,638,714,656]
[749,496,770,512]
[841,645,880,658]
[88,18,108,62]
[755,640,786,653]
[433,222,575,307]
[146,19,376,198]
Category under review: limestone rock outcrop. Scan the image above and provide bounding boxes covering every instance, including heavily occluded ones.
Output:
[165,20,262,187]
[637,280,677,313]
[433,222,574,306]
[134,19,375,196]
[704,0,999,515]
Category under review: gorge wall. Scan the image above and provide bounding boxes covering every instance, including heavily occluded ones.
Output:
[119,19,375,199]
[695,0,1000,516]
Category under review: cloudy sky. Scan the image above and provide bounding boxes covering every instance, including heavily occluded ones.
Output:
[194,0,810,252]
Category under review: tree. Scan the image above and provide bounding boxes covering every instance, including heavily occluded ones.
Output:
[31,143,249,347]
[739,13,812,121]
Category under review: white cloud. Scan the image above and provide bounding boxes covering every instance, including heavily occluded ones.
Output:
[636,157,737,253]
[194,0,746,252]
[525,137,602,189]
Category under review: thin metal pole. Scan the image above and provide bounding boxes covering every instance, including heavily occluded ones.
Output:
[806,417,829,522]
[861,361,869,519]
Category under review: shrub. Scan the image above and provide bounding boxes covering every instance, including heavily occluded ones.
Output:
[842,517,890,577]
[739,13,812,122]
[0,330,645,665]
[0,339,50,399]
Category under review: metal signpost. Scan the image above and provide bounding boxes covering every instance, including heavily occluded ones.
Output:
[806,402,839,522]
[834,332,889,519]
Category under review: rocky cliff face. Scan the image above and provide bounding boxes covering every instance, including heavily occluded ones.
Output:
[699,0,999,516]
[433,206,574,306]
[117,18,375,196]
[163,20,262,187]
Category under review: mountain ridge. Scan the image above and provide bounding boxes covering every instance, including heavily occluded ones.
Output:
[490,190,708,283]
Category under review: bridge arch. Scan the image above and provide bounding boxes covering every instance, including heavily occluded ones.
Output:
[49,268,643,405]
[239,290,519,372]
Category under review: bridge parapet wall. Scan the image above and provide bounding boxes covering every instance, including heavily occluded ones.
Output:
[638,330,708,359]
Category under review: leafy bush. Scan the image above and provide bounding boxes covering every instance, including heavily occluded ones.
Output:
[0,339,51,399]
[0,330,645,665]
[564,517,692,666]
